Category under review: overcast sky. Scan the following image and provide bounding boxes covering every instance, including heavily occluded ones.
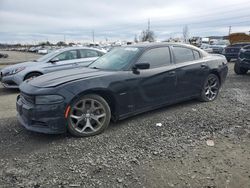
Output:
[0,0,250,43]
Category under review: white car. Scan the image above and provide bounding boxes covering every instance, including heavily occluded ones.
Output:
[200,43,213,53]
[0,47,106,88]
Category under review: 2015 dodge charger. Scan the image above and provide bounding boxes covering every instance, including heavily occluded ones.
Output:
[16,43,228,137]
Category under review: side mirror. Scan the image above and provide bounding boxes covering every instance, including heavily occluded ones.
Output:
[133,63,150,70]
[132,63,150,74]
[49,58,59,63]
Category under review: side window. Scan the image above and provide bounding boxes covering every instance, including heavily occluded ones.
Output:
[173,47,194,63]
[53,50,77,61]
[98,51,105,57]
[80,49,99,58]
[138,47,171,68]
[193,50,201,60]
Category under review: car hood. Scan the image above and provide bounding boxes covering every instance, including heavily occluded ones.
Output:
[28,67,115,88]
[1,61,40,73]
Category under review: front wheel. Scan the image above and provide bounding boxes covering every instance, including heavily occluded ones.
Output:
[67,94,111,137]
[24,72,42,81]
[199,74,220,102]
[234,61,248,75]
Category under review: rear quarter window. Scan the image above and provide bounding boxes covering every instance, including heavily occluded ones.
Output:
[173,46,194,63]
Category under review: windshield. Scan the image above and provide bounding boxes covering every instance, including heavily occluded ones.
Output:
[36,50,60,62]
[89,47,141,70]
[214,41,229,45]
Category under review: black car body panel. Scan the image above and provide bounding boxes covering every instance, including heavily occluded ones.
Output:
[17,43,228,134]
[238,45,250,70]
[223,42,250,60]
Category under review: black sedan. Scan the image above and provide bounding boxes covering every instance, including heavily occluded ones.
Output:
[16,43,228,137]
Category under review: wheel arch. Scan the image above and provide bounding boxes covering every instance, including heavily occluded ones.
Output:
[70,89,118,121]
[209,69,221,85]
[23,71,43,81]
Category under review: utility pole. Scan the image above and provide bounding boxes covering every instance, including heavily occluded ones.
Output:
[228,26,232,36]
[92,30,95,43]
[148,18,151,31]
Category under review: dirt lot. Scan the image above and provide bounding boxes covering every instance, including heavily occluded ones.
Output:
[0,63,249,188]
[0,51,41,65]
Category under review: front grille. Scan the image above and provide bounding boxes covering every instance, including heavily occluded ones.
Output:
[20,92,35,104]
[2,80,17,86]
[1,71,10,77]
[225,47,240,53]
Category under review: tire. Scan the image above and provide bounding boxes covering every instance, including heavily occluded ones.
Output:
[199,74,220,102]
[234,61,248,75]
[226,57,231,62]
[24,72,42,81]
[67,94,111,137]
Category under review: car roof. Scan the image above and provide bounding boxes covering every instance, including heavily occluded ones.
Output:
[127,42,206,56]
[128,42,200,50]
[56,46,104,53]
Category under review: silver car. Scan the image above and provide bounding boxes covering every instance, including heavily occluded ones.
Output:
[0,47,105,88]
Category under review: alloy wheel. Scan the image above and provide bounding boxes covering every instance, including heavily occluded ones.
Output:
[69,98,107,134]
[204,76,219,101]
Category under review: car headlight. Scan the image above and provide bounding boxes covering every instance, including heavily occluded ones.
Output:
[8,67,26,75]
[35,95,64,105]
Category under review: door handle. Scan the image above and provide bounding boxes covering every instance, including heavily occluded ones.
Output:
[168,71,176,75]
[201,64,207,68]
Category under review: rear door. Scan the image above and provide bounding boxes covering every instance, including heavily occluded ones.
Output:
[172,46,210,98]
[77,49,103,67]
[130,47,178,110]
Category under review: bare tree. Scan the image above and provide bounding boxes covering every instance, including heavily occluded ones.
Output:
[140,30,155,42]
[134,35,139,43]
[183,25,189,43]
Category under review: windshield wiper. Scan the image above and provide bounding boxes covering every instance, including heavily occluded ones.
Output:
[91,66,99,69]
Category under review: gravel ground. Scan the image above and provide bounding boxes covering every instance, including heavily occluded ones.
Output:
[0,51,41,65]
[0,63,249,188]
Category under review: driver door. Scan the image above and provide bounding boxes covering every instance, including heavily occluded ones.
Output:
[129,47,178,110]
[43,50,79,73]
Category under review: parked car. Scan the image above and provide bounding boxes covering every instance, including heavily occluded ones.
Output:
[210,40,229,54]
[0,53,8,58]
[222,42,250,62]
[0,47,105,88]
[37,47,53,54]
[234,45,250,74]
[16,43,228,137]
[200,43,213,53]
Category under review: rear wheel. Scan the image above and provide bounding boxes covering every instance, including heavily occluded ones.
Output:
[24,72,42,81]
[67,94,111,137]
[234,61,248,75]
[199,74,220,102]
